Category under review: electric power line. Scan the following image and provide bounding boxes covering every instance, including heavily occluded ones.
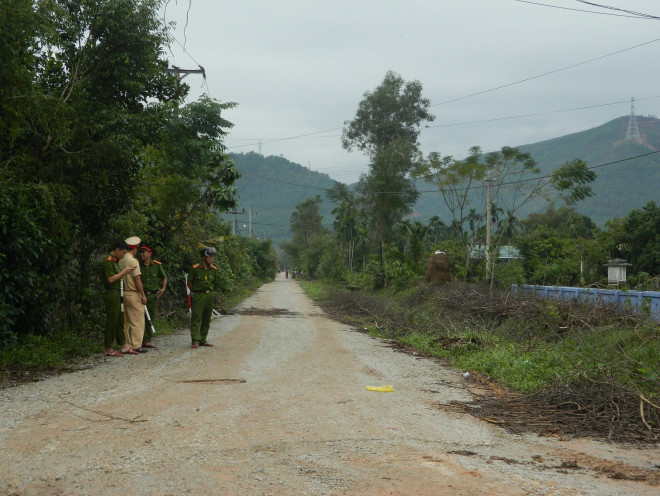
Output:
[431,36,660,107]
[425,96,660,129]
[226,128,342,150]
[515,0,657,18]
[576,1,660,20]
[225,95,660,166]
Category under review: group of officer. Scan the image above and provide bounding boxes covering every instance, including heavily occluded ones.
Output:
[100,237,222,357]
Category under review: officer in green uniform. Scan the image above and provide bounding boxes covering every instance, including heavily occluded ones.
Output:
[100,240,135,357]
[139,245,167,349]
[187,246,221,349]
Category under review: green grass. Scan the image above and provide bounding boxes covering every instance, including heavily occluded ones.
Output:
[306,280,660,401]
[298,280,334,301]
[0,331,102,369]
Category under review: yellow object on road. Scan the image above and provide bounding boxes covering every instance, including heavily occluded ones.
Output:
[366,385,395,392]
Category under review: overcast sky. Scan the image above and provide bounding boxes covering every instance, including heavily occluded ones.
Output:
[163,0,660,184]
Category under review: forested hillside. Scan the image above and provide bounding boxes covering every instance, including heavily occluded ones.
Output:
[413,115,660,226]
[520,116,660,225]
[230,116,660,241]
[229,152,338,243]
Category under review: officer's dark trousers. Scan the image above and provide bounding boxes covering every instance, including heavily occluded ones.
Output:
[103,290,125,348]
[190,293,214,345]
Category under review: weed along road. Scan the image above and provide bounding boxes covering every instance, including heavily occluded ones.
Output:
[1,274,658,496]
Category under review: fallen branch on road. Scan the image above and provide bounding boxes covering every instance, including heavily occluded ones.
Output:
[60,398,147,423]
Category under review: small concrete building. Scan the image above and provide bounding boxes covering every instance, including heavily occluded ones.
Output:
[604,258,632,286]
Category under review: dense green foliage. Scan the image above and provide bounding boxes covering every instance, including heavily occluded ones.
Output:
[0,1,276,358]
[343,71,433,265]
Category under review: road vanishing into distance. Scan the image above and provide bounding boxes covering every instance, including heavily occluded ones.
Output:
[1,274,658,495]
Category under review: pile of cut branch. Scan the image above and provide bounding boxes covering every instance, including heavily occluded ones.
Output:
[445,379,659,442]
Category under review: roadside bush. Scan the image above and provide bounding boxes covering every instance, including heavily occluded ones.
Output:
[493,260,526,287]
[299,234,337,279]
[0,184,72,346]
[345,265,376,289]
[382,261,417,291]
[316,241,346,282]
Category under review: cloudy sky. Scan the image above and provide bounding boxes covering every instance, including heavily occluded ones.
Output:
[163,0,660,184]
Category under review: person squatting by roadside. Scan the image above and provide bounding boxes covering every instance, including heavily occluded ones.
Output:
[139,244,167,349]
[119,236,148,354]
[100,240,135,357]
[187,246,221,349]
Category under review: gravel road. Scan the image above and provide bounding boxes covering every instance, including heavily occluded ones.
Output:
[1,274,658,495]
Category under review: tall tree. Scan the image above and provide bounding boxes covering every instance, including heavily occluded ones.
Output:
[0,0,225,342]
[327,183,363,272]
[342,71,434,264]
[137,96,240,246]
[282,196,327,274]
[24,0,183,288]
[290,196,326,247]
[619,201,660,275]
[424,147,596,285]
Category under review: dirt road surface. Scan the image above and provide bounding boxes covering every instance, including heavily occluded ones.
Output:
[1,274,658,495]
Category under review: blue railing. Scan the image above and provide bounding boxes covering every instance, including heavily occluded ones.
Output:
[511,285,660,322]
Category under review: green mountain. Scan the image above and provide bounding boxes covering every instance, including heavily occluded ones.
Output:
[414,116,660,226]
[228,152,337,244]
[228,116,660,243]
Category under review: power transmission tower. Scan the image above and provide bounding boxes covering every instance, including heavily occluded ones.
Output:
[625,97,642,144]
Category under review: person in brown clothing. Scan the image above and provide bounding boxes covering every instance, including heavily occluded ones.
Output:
[119,236,148,354]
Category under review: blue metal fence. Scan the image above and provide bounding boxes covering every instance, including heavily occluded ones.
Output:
[511,285,660,322]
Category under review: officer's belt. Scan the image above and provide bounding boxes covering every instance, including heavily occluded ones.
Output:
[192,290,213,294]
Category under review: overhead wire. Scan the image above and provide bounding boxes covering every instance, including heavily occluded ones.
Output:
[226,128,342,150]
[515,0,656,18]
[225,94,660,167]
[440,149,660,194]
[431,36,660,106]
[575,1,660,20]
[163,0,211,96]
[163,1,660,196]
[425,96,660,129]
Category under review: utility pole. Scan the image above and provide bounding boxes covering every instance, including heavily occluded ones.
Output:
[227,209,245,235]
[249,207,252,239]
[166,65,206,81]
[485,171,495,283]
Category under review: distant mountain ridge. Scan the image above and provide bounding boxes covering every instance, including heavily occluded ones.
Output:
[519,116,660,225]
[229,116,660,243]
[413,115,660,226]
[228,152,337,243]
